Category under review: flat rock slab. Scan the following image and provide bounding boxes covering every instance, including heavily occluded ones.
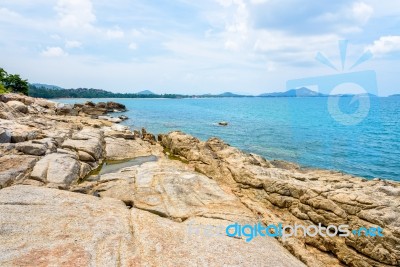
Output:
[131,209,306,267]
[62,128,104,160]
[30,153,81,186]
[132,159,256,222]
[0,185,137,266]
[0,185,305,267]
[105,137,153,160]
[0,155,38,189]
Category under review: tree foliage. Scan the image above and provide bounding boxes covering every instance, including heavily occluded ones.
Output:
[29,85,185,99]
[0,67,29,95]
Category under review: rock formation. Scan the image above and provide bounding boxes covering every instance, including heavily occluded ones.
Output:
[159,131,400,267]
[0,93,305,266]
[0,93,398,267]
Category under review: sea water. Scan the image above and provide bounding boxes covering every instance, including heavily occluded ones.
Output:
[58,97,400,181]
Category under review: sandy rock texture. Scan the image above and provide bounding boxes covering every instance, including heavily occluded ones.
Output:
[0,93,306,267]
[159,131,400,267]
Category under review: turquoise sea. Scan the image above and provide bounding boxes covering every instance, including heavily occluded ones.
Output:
[59,97,400,181]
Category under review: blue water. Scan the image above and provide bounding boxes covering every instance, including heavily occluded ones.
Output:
[58,97,400,181]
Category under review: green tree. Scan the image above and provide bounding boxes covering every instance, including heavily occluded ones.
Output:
[0,68,7,81]
[3,74,29,95]
[0,68,8,94]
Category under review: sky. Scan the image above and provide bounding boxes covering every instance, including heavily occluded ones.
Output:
[0,0,399,96]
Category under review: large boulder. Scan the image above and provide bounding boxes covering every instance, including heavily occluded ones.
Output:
[55,103,78,116]
[15,141,47,156]
[62,128,104,161]
[105,101,126,112]
[6,101,28,114]
[0,155,38,188]
[0,93,34,105]
[0,119,43,143]
[30,153,81,187]
[105,137,153,160]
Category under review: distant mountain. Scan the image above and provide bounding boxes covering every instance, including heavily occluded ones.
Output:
[334,93,378,98]
[217,92,245,97]
[389,94,400,97]
[31,83,64,90]
[137,90,155,95]
[259,87,327,97]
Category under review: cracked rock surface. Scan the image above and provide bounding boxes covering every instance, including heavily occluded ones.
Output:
[159,131,400,267]
[0,94,305,267]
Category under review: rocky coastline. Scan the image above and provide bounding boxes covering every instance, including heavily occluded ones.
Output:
[0,93,399,267]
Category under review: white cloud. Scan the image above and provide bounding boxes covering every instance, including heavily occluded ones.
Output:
[249,0,269,4]
[366,36,400,55]
[312,1,373,32]
[106,28,125,39]
[216,0,250,51]
[0,7,20,20]
[56,0,96,28]
[41,46,68,57]
[128,42,138,50]
[65,40,82,48]
[352,1,374,24]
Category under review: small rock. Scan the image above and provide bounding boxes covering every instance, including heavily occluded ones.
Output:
[15,141,47,156]
[118,115,129,121]
[78,150,96,162]
[0,128,11,143]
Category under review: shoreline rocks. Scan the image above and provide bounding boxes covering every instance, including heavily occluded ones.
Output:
[159,131,400,267]
[0,93,398,267]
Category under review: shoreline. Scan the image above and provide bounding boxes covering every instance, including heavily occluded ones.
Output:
[0,93,399,266]
[57,97,399,182]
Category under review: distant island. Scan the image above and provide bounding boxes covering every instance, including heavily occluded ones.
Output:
[29,84,385,99]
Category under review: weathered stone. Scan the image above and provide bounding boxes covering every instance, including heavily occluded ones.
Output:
[105,137,154,160]
[62,128,104,160]
[55,103,78,116]
[78,150,95,162]
[131,209,305,267]
[0,185,138,267]
[0,128,11,143]
[161,131,400,267]
[6,100,28,114]
[0,119,42,143]
[0,155,38,188]
[0,185,305,267]
[15,141,47,156]
[30,153,80,187]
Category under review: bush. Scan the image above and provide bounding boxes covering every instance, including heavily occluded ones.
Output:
[0,83,9,94]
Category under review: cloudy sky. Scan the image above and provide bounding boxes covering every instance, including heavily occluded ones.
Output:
[0,0,399,95]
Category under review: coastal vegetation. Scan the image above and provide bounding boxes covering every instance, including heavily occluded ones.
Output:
[28,85,185,99]
[0,68,29,95]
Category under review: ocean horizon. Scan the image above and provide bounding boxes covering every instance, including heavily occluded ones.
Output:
[58,96,400,182]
